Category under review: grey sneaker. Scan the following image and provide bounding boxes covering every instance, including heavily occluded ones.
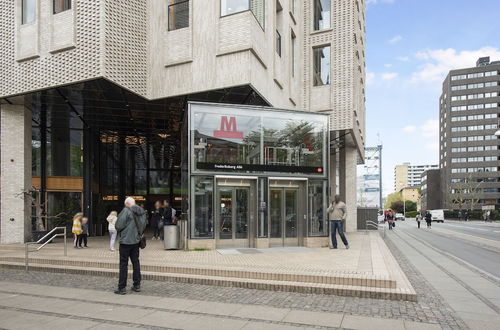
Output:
[346,245,350,249]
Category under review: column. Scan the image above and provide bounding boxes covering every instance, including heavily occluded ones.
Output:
[340,146,358,232]
[0,104,32,244]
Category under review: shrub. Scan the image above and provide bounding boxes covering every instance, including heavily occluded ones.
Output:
[405,211,419,218]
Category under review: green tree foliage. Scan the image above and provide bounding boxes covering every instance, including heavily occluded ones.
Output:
[405,200,417,212]
[390,200,404,213]
[384,192,402,209]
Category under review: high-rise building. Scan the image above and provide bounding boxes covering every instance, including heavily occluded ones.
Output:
[357,145,382,208]
[394,163,438,192]
[0,1,366,245]
[440,57,500,210]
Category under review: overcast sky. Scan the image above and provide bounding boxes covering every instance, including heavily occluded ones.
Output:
[365,0,500,195]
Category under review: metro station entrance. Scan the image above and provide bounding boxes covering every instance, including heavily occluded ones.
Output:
[215,177,257,248]
[269,179,307,247]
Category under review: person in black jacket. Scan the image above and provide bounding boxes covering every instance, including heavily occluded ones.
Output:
[162,200,176,226]
[425,211,432,229]
[151,201,163,240]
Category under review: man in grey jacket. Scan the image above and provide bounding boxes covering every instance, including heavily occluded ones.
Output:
[114,197,147,295]
[326,195,349,249]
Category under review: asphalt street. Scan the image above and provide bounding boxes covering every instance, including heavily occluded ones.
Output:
[396,220,500,280]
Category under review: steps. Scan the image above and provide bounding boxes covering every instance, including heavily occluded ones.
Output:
[0,256,416,301]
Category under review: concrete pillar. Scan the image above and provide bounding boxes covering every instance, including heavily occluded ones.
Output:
[0,104,32,244]
[340,146,358,232]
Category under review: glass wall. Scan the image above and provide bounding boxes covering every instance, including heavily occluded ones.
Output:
[308,180,327,236]
[191,176,214,238]
[191,104,328,176]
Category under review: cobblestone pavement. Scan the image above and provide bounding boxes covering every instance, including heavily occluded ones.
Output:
[0,231,467,330]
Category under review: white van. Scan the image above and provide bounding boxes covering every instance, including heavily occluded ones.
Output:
[430,209,445,223]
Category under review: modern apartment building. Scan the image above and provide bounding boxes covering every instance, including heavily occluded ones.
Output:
[0,0,366,246]
[394,163,438,192]
[440,57,500,210]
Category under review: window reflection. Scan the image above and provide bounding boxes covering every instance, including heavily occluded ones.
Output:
[192,177,213,238]
[313,46,331,86]
[313,0,331,30]
[22,0,36,24]
[191,106,326,174]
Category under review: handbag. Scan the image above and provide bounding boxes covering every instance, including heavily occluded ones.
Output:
[131,211,147,249]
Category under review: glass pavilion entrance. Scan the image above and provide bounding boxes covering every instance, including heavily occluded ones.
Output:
[188,103,329,249]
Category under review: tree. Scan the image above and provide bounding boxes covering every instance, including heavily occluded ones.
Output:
[405,200,417,212]
[447,174,482,211]
[390,200,404,213]
[384,192,402,209]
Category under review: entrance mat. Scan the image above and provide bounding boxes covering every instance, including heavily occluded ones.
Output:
[216,247,312,255]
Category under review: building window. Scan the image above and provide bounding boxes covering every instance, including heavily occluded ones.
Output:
[53,0,71,14]
[221,0,265,28]
[22,0,36,24]
[313,0,331,30]
[313,45,331,86]
[168,0,189,31]
[276,30,281,57]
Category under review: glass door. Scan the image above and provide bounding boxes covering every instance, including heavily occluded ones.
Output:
[269,188,299,247]
[216,186,250,248]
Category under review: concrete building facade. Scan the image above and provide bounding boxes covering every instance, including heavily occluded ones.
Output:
[0,0,365,245]
[394,163,438,192]
[440,57,500,210]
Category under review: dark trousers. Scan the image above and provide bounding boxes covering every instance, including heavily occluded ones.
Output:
[330,220,348,248]
[78,234,88,247]
[153,223,161,238]
[118,243,141,290]
[417,221,421,228]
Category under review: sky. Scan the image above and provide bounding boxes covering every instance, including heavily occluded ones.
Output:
[365,0,500,196]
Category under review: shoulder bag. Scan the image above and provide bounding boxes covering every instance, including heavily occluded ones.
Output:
[131,211,147,249]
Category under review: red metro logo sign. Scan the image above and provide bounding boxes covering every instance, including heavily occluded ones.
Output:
[213,116,244,139]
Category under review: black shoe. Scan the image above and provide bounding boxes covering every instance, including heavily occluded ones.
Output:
[131,285,141,292]
[114,288,126,295]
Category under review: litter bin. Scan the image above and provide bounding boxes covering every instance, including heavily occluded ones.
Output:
[163,225,178,250]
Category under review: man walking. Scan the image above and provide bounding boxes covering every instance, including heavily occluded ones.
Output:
[327,195,349,249]
[114,197,147,295]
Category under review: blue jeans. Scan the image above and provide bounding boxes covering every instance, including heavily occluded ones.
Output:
[330,220,348,248]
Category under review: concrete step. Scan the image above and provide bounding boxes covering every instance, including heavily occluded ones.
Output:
[0,261,417,301]
[0,256,396,289]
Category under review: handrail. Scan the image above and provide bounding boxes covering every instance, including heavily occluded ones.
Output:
[366,221,379,230]
[25,226,67,271]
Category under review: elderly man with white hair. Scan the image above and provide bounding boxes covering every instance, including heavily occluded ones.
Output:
[114,197,147,295]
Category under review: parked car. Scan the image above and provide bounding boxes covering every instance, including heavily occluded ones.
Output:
[395,213,405,221]
[430,209,445,223]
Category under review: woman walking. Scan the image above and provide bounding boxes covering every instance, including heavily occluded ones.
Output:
[107,211,118,251]
[386,210,395,230]
[71,212,83,248]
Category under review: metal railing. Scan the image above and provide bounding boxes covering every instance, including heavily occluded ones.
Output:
[365,220,379,230]
[25,226,67,271]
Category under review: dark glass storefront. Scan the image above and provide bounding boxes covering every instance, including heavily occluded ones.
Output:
[28,79,266,235]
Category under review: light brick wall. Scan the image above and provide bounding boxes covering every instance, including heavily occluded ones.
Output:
[0,104,32,244]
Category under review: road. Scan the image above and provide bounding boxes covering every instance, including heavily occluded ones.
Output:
[387,219,500,329]
[396,220,500,279]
